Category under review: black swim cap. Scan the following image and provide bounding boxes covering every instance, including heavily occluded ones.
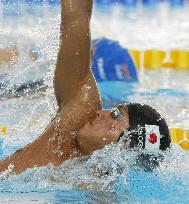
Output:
[125,103,171,151]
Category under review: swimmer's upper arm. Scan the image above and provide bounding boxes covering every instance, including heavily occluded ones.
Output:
[54,0,98,109]
[0,82,100,174]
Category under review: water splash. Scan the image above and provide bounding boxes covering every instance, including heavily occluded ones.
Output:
[0,2,189,203]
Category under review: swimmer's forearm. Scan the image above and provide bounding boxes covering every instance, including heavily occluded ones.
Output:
[55,0,94,106]
[0,128,52,175]
[58,12,91,78]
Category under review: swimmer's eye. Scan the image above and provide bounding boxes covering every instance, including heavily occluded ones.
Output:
[110,107,123,120]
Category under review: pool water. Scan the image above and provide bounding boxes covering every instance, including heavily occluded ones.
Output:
[0,2,189,203]
[0,79,188,203]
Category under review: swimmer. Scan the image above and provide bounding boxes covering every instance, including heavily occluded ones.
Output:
[0,0,170,175]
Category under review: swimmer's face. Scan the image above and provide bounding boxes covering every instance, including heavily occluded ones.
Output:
[77,105,129,155]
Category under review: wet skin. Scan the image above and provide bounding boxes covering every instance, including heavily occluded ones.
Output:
[77,106,129,155]
[0,0,129,175]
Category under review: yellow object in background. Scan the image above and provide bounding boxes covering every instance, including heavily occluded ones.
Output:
[144,50,166,69]
[129,49,189,70]
[0,127,7,134]
[170,128,184,143]
[0,127,16,135]
[170,128,189,150]
[162,61,175,68]
[129,49,141,68]
[179,141,189,150]
[171,50,189,69]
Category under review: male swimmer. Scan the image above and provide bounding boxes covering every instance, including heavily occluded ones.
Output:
[0,0,170,175]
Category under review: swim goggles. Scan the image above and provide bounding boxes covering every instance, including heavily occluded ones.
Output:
[110,107,123,120]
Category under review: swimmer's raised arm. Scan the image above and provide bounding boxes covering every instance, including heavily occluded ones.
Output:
[54,0,101,109]
[0,85,99,174]
[0,0,171,176]
[0,0,102,175]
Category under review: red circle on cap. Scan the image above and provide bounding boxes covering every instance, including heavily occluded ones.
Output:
[148,133,157,144]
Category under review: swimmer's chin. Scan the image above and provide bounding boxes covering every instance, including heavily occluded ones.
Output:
[80,121,94,131]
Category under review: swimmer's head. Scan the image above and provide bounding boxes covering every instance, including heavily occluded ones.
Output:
[77,103,170,154]
[117,103,171,151]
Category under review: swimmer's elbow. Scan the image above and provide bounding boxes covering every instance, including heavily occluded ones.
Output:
[0,157,14,178]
